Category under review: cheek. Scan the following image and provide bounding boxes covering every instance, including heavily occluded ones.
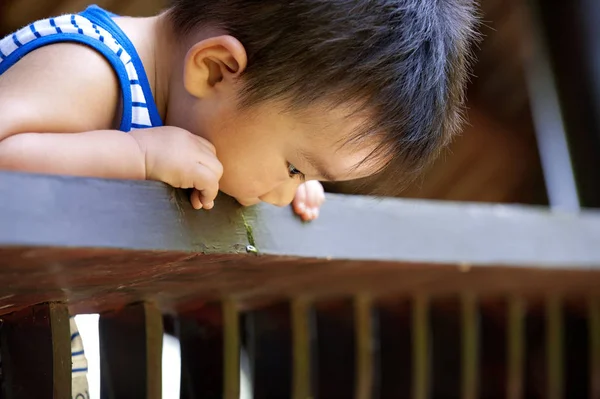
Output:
[217,155,274,199]
[218,158,287,200]
[219,174,259,198]
[206,115,289,197]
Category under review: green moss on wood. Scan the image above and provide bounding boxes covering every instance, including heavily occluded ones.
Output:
[240,210,257,250]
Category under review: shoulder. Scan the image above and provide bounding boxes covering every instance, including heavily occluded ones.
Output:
[0,41,121,136]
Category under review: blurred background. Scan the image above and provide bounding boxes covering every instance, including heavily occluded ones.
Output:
[2,0,599,398]
[5,0,600,210]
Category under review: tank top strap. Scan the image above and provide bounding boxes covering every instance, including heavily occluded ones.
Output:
[0,5,163,132]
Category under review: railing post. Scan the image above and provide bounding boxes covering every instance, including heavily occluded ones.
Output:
[546,295,564,399]
[0,302,71,399]
[412,295,430,399]
[223,299,240,399]
[292,297,313,399]
[355,293,375,399]
[507,296,525,399]
[461,293,479,399]
[591,297,600,399]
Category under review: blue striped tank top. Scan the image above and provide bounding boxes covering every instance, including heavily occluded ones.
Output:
[0,5,163,131]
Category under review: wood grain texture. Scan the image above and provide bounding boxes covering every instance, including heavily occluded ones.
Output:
[0,303,70,399]
[0,171,599,315]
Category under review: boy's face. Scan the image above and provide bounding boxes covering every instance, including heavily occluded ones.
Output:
[172,35,382,206]
[200,99,383,207]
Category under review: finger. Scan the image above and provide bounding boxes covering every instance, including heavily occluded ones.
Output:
[193,146,224,180]
[193,135,217,154]
[292,183,308,215]
[192,164,220,209]
[190,189,203,210]
[306,180,325,208]
[303,181,324,220]
[201,155,224,180]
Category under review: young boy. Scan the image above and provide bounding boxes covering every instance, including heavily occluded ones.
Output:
[0,0,477,394]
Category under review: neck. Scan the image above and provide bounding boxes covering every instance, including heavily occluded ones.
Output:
[150,14,177,122]
[115,13,177,123]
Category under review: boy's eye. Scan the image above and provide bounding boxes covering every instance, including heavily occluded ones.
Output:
[288,163,305,180]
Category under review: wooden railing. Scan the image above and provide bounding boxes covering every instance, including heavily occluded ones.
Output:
[0,171,599,398]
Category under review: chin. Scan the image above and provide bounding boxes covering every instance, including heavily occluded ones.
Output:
[235,198,261,207]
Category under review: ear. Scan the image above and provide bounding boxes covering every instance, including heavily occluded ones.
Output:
[183,35,248,99]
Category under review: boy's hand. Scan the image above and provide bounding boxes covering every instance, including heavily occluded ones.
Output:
[131,127,223,210]
[292,180,325,221]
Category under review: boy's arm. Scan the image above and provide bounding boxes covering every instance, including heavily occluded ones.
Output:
[0,43,143,178]
[0,130,146,179]
[0,42,223,209]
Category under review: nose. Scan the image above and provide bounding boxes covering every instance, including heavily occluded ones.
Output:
[259,180,299,207]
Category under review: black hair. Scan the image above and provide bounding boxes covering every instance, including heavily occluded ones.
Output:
[168,0,479,185]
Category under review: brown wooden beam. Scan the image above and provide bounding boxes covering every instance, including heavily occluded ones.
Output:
[0,172,599,316]
[1,171,600,267]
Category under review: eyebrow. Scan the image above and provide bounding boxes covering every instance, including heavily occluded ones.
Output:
[298,150,337,181]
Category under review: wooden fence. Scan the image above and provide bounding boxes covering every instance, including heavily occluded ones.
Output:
[0,171,599,398]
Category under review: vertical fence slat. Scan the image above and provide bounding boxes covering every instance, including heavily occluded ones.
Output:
[461,293,479,399]
[146,304,164,398]
[507,296,525,399]
[99,301,163,399]
[355,294,374,399]
[292,297,312,399]
[0,302,70,399]
[223,298,240,399]
[547,295,564,399]
[590,296,600,399]
[412,294,429,399]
